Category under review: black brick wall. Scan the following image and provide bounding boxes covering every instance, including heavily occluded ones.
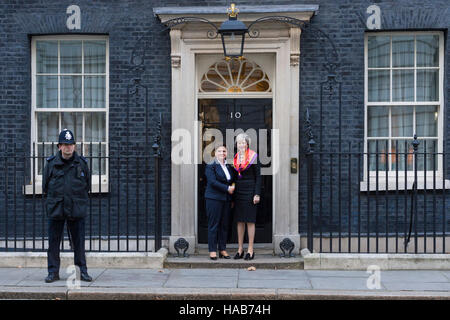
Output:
[0,0,448,246]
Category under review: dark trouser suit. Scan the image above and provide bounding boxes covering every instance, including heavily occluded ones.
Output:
[47,218,87,274]
[205,198,231,253]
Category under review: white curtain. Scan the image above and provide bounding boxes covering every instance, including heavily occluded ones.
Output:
[417,69,438,101]
[368,36,389,102]
[368,140,388,171]
[416,106,437,137]
[60,41,82,73]
[61,76,82,108]
[84,76,105,108]
[84,41,106,109]
[36,42,58,109]
[391,106,413,137]
[35,39,107,174]
[368,106,388,137]
[367,34,439,171]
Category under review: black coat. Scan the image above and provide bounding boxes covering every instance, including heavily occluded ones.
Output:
[204,160,235,202]
[232,158,262,223]
[233,160,262,200]
[43,151,91,220]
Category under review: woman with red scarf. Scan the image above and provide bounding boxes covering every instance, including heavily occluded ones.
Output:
[232,133,261,260]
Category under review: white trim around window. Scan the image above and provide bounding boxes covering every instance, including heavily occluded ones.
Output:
[27,35,109,194]
[363,31,448,191]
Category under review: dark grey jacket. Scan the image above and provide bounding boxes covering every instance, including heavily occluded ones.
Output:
[204,160,235,202]
[43,151,91,220]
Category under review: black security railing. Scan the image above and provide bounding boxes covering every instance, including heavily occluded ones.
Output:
[1,137,448,254]
[300,134,449,254]
[0,141,166,253]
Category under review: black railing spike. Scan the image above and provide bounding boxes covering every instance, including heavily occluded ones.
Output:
[153,113,163,252]
[304,108,315,153]
[412,134,420,151]
[152,113,163,158]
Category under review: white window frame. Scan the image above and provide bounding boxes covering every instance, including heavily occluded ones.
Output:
[28,35,109,194]
[362,31,448,191]
[198,57,272,95]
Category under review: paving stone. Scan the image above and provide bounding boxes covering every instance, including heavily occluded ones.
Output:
[277,289,450,300]
[238,279,312,289]
[305,270,369,278]
[16,268,105,287]
[91,269,169,288]
[382,282,450,292]
[171,268,238,277]
[229,288,278,300]
[0,268,41,286]
[238,269,308,280]
[441,271,450,281]
[310,277,377,291]
[0,287,68,300]
[379,271,450,283]
[164,276,238,288]
[1,267,450,298]
[68,287,234,300]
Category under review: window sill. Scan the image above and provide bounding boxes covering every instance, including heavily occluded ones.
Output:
[360,178,450,192]
[24,183,109,195]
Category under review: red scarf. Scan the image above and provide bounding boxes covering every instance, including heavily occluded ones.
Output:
[233,149,257,179]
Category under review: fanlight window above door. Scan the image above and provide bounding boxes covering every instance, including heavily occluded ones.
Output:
[199,58,271,93]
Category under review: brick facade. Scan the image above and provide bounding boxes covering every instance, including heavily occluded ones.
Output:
[0,0,448,248]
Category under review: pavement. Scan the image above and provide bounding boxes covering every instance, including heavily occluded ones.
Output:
[0,267,449,300]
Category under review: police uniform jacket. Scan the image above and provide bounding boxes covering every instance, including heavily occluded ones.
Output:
[43,151,90,220]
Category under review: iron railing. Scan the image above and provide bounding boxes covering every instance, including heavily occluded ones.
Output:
[0,141,166,252]
[1,137,448,254]
[301,135,449,254]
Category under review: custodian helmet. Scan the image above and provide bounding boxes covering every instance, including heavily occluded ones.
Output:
[58,129,75,145]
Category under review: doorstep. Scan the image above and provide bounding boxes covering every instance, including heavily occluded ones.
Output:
[166,244,303,269]
[164,254,304,269]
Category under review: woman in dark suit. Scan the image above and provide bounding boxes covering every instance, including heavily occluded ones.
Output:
[232,133,261,260]
[204,144,235,260]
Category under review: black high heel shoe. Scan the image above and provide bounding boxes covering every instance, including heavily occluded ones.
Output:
[244,252,255,260]
[233,251,244,260]
[219,252,231,259]
[209,253,218,260]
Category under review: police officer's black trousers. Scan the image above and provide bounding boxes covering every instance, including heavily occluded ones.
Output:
[47,218,87,274]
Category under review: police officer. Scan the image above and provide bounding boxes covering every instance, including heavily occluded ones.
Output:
[43,129,92,283]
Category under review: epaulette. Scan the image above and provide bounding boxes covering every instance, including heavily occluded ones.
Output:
[46,155,55,162]
[80,155,88,164]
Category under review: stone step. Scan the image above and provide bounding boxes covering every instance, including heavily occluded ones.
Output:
[165,254,304,269]
[194,243,276,255]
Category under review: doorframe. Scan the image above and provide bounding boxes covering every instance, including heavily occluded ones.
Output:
[168,25,303,255]
[195,54,275,247]
[195,96,274,246]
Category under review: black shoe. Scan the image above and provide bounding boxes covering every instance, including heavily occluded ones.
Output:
[233,251,244,260]
[219,252,231,259]
[209,256,218,260]
[45,273,60,283]
[244,252,255,260]
[80,272,93,282]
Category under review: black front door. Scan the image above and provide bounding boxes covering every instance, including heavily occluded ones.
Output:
[198,98,272,243]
